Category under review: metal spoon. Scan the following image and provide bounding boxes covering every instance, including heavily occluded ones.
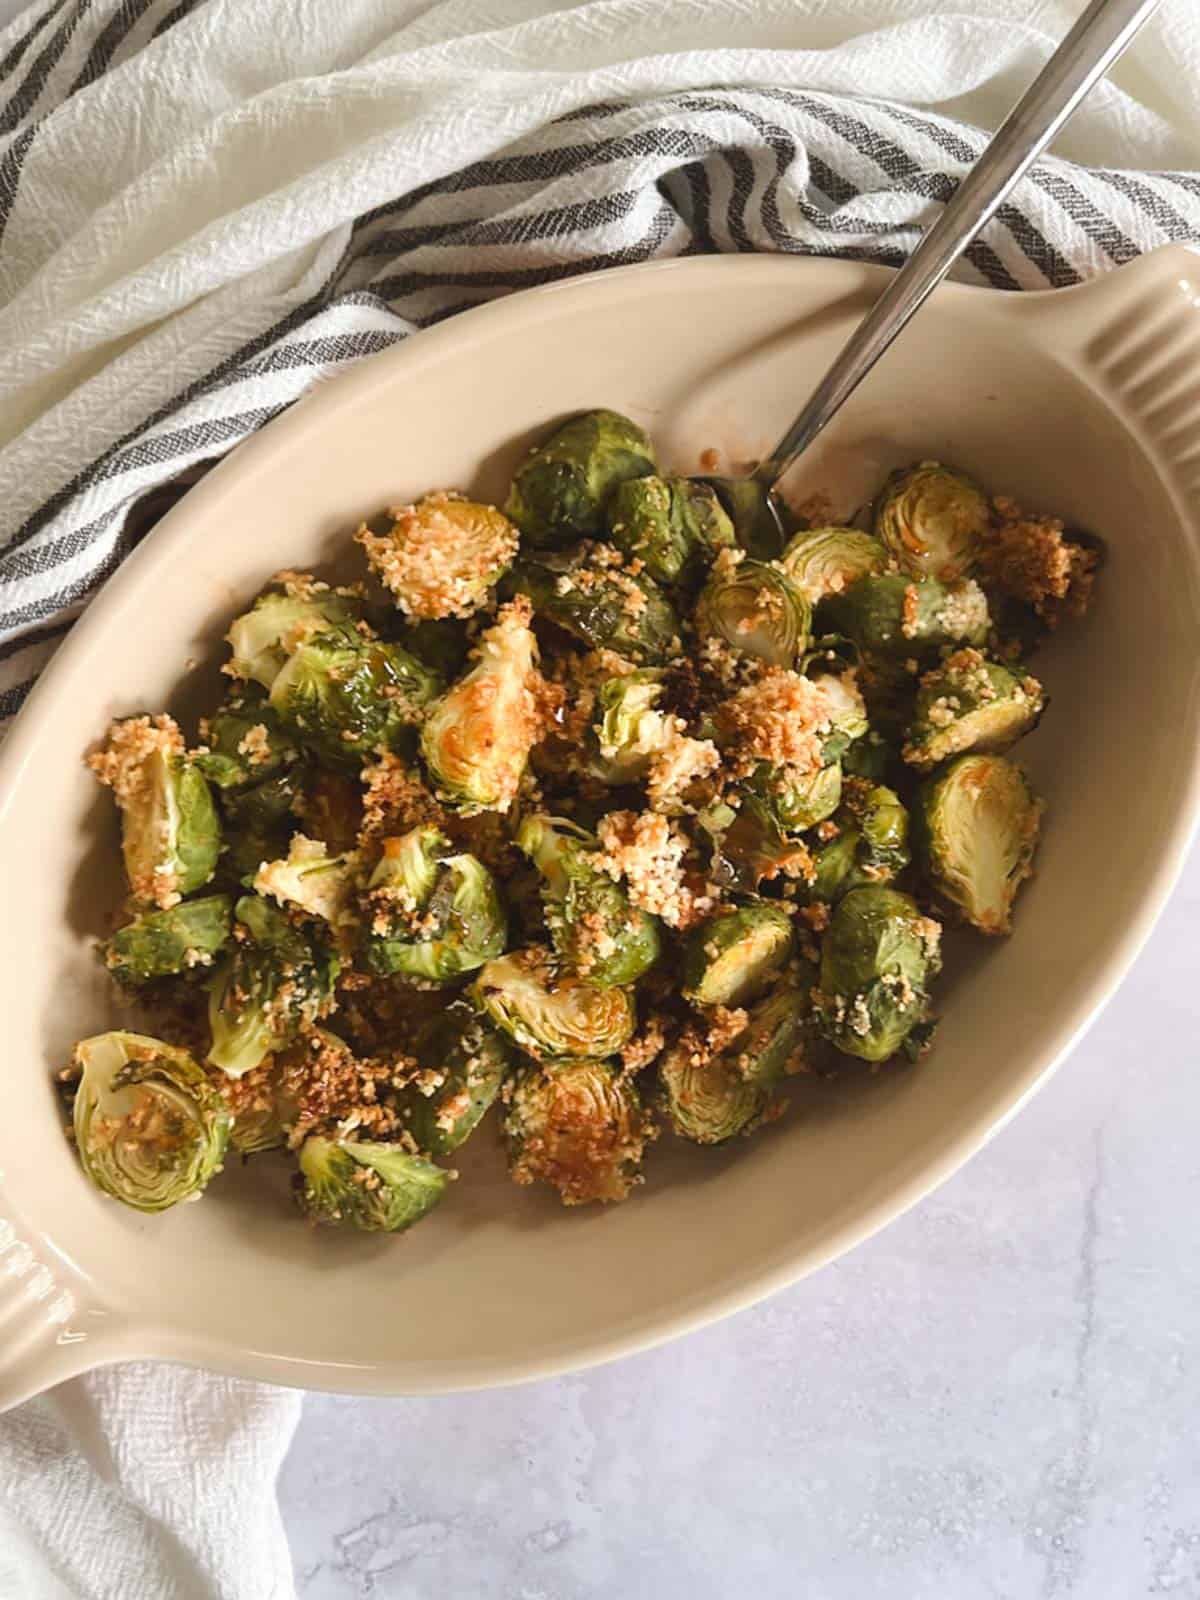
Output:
[698,0,1163,554]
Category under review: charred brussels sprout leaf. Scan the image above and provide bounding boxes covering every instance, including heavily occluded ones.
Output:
[362,826,506,981]
[508,545,681,666]
[220,769,301,885]
[296,1135,449,1232]
[269,628,441,770]
[389,615,471,682]
[607,474,734,586]
[874,461,991,581]
[71,1031,230,1212]
[505,1061,653,1204]
[682,902,795,1008]
[207,894,338,1078]
[695,557,811,667]
[88,716,221,908]
[357,491,520,620]
[104,894,233,984]
[814,887,941,1062]
[516,814,660,987]
[397,1003,512,1156]
[472,948,636,1061]
[420,599,546,813]
[226,582,364,689]
[920,754,1043,935]
[903,650,1045,771]
[819,573,989,659]
[780,526,887,602]
[504,408,657,547]
[193,688,299,790]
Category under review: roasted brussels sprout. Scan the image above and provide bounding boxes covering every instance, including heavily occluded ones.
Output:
[508,545,681,666]
[226,581,363,689]
[504,408,657,547]
[397,1002,512,1156]
[753,758,843,833]
[819,573,989,658]
[420,598,548,813]
[810,667,871,760]
[255,835,361,927]
[736,979,813,1085]
[71,1031,230,1212]
[842,729,896,783]
[874,461,991,581]
[207,894,338,1077]
[920,754,1043,934]
[516,814,660,987]
[682,903,795,1008]
[606,474,735,585]
[804,779,911,905]
[472,947,636,1061]
[362,826,506,980]
[220,768,301,884]
[269,628,441,770]
[104,894,233,984]
[224,1061,294,1157]
[703,792,812,892]
[296,1135,449,1231]
[814,887,941,1062]
[193,688,299,790]
[357,491,520,620]
[780,526,887,601]
[589,670,670,783]
[902,650,1045,771]
[695,556,811,667]
[505,1061,653,1204]
[87,715,221,908]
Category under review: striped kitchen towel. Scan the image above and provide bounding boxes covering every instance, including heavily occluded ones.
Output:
[1,0,1198,733]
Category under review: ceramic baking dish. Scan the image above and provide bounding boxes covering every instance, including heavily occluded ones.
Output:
[2,245,1198,1411]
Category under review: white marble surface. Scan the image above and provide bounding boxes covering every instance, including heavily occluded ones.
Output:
[277,838,1200,1599]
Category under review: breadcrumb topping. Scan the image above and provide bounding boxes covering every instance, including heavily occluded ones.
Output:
[980,498,1097,624]
[356,491,520,621]
[595,809,714,930]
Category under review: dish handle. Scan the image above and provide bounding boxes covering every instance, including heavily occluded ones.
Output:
[0,1218,128,1413]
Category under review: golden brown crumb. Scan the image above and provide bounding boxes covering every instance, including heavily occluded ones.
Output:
[358,751,445,842]
[980,498,1097,624]
[86,715,187,907]
[645,720,720,812]
[717,667,833,783]
[619,1013,670,1075]
[508,1068,657,1206]
[277,1030,419,1146]
[595,809,714,930]
[236,723,274,767]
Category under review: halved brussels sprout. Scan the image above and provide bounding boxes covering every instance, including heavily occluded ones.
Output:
[193,688,299,790]
[920,754,1043,935]
[223,1061,294,1157]
[606,474,734,585]
[87,715,221,908]
[695,556,811,668]
[71,1031,230,1212]
[505,1061,652,1204]
[704,792,812,892]
[508,545,681,666]
[780,526,887,601]
[207,894,338,1078]
[357,491,520,620]
[104,894,233,984]
[810,667,870,760]
[504,408,657,547]
[420,598,548,813]
[902,650,1045,771]
[589,669,669,783]
[220,768,300,885]
[819,573,989,658]
[682,903,795,1008]
[516,814,660,987]
[255,835,361,928]
[753,759,843,833]
[873,461,991,581]
[226,580,364,689]
[472,948,636,1061]
[296,1135,449,1232]
[814,886,941,1062]
[658,1025,770,1145]
[269,629,441,770]
[803,779,911,906]
[362,826,506,981]
[734,979,812,1086]
[397,1002,512,1156]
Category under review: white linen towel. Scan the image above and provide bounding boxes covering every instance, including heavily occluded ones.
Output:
[1,1,1198,1596]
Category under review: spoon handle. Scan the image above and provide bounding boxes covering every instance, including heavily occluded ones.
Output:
[756,0,1162,488]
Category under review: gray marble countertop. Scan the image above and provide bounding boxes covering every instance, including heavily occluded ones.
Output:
[279,840,1200,1599]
